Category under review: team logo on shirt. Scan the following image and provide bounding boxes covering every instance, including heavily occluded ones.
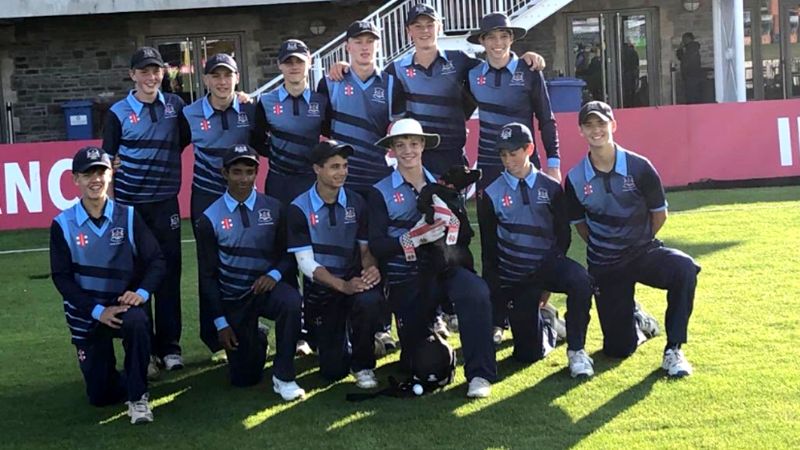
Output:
[221,217,233,230]
[273,104,284,115]
[344,207,356,224]
[405,67,416,78]
[309,212,320,227]
[200,119,211,131]
[583,183,594,196]
[476,75,486,86]
[344,84,355,96]
[622,176,637,192]
[128,112,140,125]
[510,71,525,86]
[75,233,89,247]
[372,87,385,103]
[536,188,550,204]
[170,214,180,230]
[393,192,405,203]
[109,227,125,246]
[502,193,513,207]
[163,103,177,118]
[307,102,321,117]
[237,112,250,127]
[441,60,456,75]
[257,208,273,225]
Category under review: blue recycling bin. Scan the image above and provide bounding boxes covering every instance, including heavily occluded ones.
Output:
[546,78,586,113]
[62,100,94,140]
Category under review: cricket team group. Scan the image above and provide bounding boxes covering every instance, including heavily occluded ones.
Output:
[49,4,700,424]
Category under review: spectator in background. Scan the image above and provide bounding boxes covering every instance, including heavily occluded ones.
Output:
[677,32,704,104]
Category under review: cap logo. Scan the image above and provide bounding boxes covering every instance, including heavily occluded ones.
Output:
[87,148,101,160]
[142,48,157,58]
[287,42,298,50]
[500,127,512,140]
[234,145,248,153]
[360,22,370,29]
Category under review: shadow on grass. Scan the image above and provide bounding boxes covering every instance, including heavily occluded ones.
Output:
[0,341,661,448]
[236,345,661,448]
[659,239,742,260]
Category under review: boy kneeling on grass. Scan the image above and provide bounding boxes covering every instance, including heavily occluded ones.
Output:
[50,146,165,424]
[479,123,595,378]
[565,101,700,377]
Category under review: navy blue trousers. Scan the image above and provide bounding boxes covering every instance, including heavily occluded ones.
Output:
[503,254,594,362]
[388,267,496,382]
[74,307,150,405]
[590,244,700,358]
[191,190,224,353]
[304,286,382,381]
[133,197,182,357]
[222,282,302,387]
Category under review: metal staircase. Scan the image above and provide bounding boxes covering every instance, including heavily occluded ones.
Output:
[250,0,574,96]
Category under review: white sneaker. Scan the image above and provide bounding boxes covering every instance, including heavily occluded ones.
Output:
[147,356,160,380]
[433,316,450,338]
[466,377,492,398]
[567,349,595,378]
[272,376,306,401]
[375,331,397,351]
[634,303,660,339]
[492,326,504,346]
[210,349,228,364]
[295,339,313,356]
[126,393,154,424]
[353,369,378,389]
[540,303,567,342]
[662,348,693,378]
[162,354,183,371]
[443,313,459,333]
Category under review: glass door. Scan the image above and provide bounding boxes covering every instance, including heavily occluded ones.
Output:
[151,37,197,104]
[782,2,800,97]
[567,9,659,108]
[570,14,610,104]
[148,34,244,104]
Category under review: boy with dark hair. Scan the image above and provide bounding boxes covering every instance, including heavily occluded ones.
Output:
[565,101,699,377]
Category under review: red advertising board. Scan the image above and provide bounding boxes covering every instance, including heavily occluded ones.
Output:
[1,100,799,231]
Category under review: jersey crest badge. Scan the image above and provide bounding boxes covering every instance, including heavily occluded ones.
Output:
[257,209,273,225]
[109,227,125,246]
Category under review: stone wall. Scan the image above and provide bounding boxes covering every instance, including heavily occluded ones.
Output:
[0,1,382,142]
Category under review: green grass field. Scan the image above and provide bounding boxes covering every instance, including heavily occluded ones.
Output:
[1,186,799,449]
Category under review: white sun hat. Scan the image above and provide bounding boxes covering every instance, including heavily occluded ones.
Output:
[375,118,440,149]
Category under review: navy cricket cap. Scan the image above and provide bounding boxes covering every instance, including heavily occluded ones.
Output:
[278,39,310,64]
[72,146,112,173]
[579,101,615,125]
[310,140,354,165]
[204,53,238,74]
[222,144,260,168]
[347,20,380,39]
[130,46,165,70]
[495,123,533,152]
[406,3,440,25]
